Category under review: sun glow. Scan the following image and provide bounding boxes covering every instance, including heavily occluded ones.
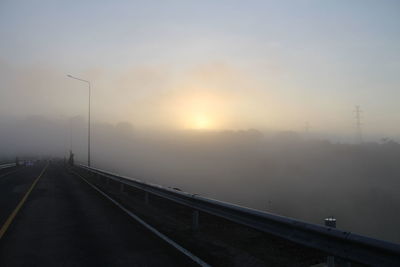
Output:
[177,91,224,130]
[190,114,213,129]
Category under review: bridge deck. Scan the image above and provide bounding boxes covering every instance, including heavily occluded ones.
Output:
[0,162,196,266]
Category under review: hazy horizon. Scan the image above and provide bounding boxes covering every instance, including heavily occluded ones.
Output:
[1,1,400,141]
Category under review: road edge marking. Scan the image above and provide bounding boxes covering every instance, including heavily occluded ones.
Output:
[0,163,49,239]
[71,169,211,267]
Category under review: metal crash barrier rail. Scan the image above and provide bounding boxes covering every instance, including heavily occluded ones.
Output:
[77,164,400,266]
[0,163,16,170]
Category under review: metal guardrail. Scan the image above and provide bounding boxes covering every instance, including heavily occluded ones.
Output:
[0,163,16,170]
[78,164,400,266]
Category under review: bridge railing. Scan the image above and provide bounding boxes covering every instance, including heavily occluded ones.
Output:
[77,164,400,266]
[0,163,16,170]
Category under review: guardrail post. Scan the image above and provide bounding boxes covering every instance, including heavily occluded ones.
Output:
[144,192,149,204]
[192,210,199,230]
[325,217,337,267]
[119,183,124,193]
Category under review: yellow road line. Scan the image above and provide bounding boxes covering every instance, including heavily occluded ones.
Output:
[0,162,49,239]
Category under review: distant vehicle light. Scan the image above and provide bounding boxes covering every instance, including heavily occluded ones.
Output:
[26,161,34,166]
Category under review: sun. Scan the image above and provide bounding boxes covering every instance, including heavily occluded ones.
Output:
[192,114,212,129]
[172,89,227,130]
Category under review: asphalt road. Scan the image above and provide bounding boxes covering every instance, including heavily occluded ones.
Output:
[0,161,196,266]
[0,163,44,228]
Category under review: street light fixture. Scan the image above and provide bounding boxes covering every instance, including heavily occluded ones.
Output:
[67,74,91,167]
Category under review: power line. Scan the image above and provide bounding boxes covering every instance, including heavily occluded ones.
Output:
[354,105,363,144]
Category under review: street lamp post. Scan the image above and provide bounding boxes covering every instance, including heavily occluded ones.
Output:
[67,74,91,167]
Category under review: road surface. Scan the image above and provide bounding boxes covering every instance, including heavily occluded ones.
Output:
[0,161,196,266]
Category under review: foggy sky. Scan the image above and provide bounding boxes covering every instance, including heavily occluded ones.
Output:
[1,1,400,140]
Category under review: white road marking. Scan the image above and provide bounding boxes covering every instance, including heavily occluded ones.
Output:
[72,170,211,267]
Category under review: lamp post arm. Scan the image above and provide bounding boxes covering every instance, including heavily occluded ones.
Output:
[67,75,90,84]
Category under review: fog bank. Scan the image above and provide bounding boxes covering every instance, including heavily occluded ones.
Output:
[1,116,399,243]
